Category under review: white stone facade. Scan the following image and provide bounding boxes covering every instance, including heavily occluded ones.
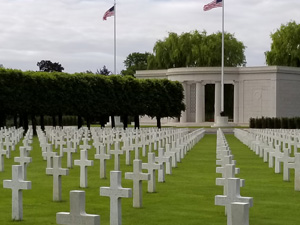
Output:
[136,66,300,125]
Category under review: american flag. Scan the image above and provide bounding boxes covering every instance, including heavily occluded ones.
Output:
[103,6,115,20]
[203,0,223,11]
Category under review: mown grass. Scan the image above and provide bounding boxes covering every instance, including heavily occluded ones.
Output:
[225,134,300,225]
[0,134,300,224]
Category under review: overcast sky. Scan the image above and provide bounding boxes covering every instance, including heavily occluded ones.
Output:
[0,0,299,74]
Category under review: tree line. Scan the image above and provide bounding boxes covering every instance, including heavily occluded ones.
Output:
[0,68,185,132]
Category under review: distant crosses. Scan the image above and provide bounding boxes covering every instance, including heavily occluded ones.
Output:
[43,143,57,168]
[125,159,150,208]
[94,143,111,179]
[142,152,163,193]
[0,142,8,171]
[3,165,32,220]
[74,150,94,188]
[100,171,132,225]
[215,178,253,225]
[109,142,124,171]
[63,141,77,168]
[14,146,32,179]
[56,191,100,225]
[155,148,171,182]
[46,156,69,201]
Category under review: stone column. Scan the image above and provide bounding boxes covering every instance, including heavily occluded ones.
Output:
[180,82,187,123]
[196,82,205,123]
[214,81,221,122]
[234,81,239,124]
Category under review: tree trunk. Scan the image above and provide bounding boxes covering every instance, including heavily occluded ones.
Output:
[19,114,23,128]
[86,117,91,130]
[31,114,37,136]
[58,113,63,127]
[123,115,128,130]
[0,112,6,128]
[156,116,161,129]
[23,113,29,133]
[100,116,106,128]
[13,114,18,128]
[52,115,56,127]
[78,115,83,129]
[134,115,140,129]
[40,115,45,131]
[111,115,115,128]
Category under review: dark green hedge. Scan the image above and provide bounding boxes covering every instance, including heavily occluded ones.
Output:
[0,68,185,130]
[249,117,300,129]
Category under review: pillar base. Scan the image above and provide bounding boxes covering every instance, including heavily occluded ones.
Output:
[212,116,233,127]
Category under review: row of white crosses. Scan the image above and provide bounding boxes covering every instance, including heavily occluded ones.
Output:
[235,128,300,191]
[215,129,253,225]
[2,128,33,221]
[55,127,205,225]
[2,126,204,225]
[0,127,25,170]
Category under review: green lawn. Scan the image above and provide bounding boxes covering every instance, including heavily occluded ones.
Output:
[0,134,299,224]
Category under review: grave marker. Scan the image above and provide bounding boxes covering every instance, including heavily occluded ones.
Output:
[56,190,100,225]
[14,147,32,180]
[109,142,123,171]
[125,159,150,208]
[3,165,32,220]
[95,143,111,179]
[142,152,163,193]
[46,156,69,201]
[74,150,94,188]
[100,171,132,225]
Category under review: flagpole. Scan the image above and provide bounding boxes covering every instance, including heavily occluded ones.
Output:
[114,0,117,74]
[221,0,225,112]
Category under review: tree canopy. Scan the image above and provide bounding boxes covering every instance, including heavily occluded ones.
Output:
[147,30,246,69]
[0,68,185,129]
[121,52,151,76]
[265,21,300,67]
[96,65,112,76]
[37,60,64,72]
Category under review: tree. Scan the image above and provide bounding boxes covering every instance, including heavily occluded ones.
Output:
[96,65,111,76]
[147,30,246,69]
[37,60,64,72]
[265,21,300,67]
[121,52,151,76]
[0,64,3,68]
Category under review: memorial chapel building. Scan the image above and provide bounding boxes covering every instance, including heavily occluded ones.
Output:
[136,66,300,126]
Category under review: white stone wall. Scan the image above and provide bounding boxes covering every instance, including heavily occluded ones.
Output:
[277,78,300,118]
[241,79,276,123]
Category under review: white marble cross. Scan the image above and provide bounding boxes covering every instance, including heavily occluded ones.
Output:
[230,202,250,225]
[14,146,32,180]
[63,141,77,168]
[215,178,253,225]
[216,164,245,196]
[56,190,100,225]
[109,142,124,171]
[142,152,163,193]
[0,142,7,171]
[80,138,91,151]
[125,159,150,208]
[269,145,283,173]
[94,143,111,179]
[4,136,12,158]
[278,148,294,181]
[74,150,94,188]
[56,138,66,157]
[165,144,177,168]
[287,153,300,191]
[121,139,133,165]
[155,148,171,182]
[3,165,32,220]
[46,156,69,201]
[42,143,57,168]
[100,171,132,225]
